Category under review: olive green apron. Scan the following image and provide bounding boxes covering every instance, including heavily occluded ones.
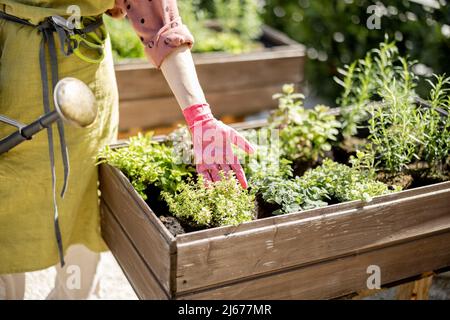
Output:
[0,0,119,274]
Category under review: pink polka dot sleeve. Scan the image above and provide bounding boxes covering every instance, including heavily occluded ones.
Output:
[108,0,195,68]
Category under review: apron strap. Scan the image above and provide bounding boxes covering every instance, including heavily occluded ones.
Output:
[37,23,67,266]
[0,11,103,267]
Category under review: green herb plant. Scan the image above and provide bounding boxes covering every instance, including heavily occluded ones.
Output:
[256,156,397,215]
[162,172,255,228]
[366,83,424,174]
[237,127,293,191]
[301,159,399,204]
[256,175,328,215]
[269,84,341,163]
[421,75,450,178]
[337,41,449,181]
[97,133,193,199]
[336,40,417,137]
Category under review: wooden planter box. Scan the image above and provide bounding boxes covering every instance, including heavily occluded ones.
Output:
[115,25,305,133]
[99,134,450,299]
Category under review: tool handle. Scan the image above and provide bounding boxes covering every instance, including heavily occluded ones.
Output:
[0,111,60,155]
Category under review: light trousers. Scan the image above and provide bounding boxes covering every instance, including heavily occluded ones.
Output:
[0,245,100,300]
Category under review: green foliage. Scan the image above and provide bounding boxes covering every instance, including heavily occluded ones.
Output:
[103,15,145,61]
[367,81,424,174]
[181,0,263,53]
[212,0,262,41]
[263,0,450,102]
[239,127,292,180]
[336,41,449,178]
[161,172,255,228]
[269,84,341,162]
[257,158,396,215]
[421,74,450,176]
[336,40,417,136]
[302,159,399,203]
[97,133,193,199]
[257,175,328,215]
[105,0,263,60]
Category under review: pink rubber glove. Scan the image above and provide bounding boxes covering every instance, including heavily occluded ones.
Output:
[183,103,255,188]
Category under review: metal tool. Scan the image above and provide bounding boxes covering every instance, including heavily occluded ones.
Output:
[51,15,106,64]
[0,77,97,155]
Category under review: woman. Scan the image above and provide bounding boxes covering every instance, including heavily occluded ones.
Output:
[0,0,253,299]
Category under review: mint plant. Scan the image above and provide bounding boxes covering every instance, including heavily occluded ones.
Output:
[161,172,255,228]
[269,84,341,163]
[97,133,193,199]
[257,175,328,215]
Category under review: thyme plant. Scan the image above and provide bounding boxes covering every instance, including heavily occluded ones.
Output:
[161,172,255,228]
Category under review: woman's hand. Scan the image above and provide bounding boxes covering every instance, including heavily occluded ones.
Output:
[183,104,255,188]
[161,46,254,188]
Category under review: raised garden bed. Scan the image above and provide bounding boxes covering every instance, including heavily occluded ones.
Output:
[99,41,450,299]
[115,25,305,134]
[99,115,450,299]
[99,141,450,299]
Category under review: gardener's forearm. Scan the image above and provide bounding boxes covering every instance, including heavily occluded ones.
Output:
[160,45,207,110]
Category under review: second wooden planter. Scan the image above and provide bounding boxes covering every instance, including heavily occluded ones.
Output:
[115,25,305,133]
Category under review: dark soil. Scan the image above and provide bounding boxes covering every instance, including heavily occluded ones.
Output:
[159,216,185,236]
[377,172,414,189]
[332,136,367,164]
[255,193,281,219]
[292,150,334,176]
[144,185,170,216]
[144,184,204,235]
[292,159,315,177]
[407,161,450,188]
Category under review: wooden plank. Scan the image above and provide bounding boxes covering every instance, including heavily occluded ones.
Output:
[396,274,434,300]
[99,164,174,294]
[175,184,450,293]
[177,231,450,299]
[118,84,297,129]
[101,204,169,300]
[115,55,304,101]
[114,25,305,131]
[175,182,450,244]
